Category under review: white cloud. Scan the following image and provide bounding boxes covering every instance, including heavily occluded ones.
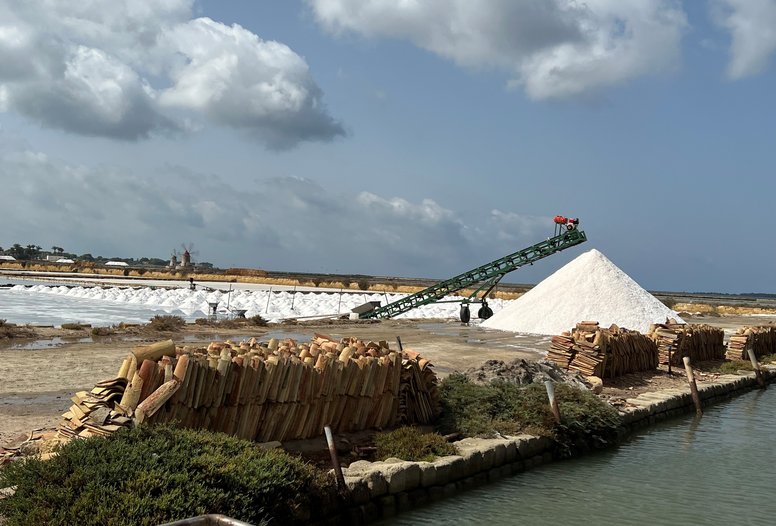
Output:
[0,147,550,277]
[712,0,776,79]
[308,0,687,99]
[0,0,343,146]
[159,18,344,148]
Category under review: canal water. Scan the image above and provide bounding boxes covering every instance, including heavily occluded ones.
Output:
[378,387,776,526]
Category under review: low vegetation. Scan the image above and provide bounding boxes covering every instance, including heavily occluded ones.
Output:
[0,426,331,526]
[147,315,186,332]
[0,319,37,340]
[60,323,89,331]
[373,426,457,462]
[193,314,268,328]
[438,374,621,452]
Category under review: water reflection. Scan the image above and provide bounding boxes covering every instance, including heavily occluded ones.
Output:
[378,388,776,526]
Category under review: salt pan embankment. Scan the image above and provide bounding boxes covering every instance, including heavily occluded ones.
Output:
[482,249,682,335]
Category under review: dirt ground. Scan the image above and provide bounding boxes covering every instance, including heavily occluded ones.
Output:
[2,313,774,447]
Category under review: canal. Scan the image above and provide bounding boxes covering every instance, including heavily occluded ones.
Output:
[378,386,776,525]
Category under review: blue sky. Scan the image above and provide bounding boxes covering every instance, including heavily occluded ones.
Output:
[1,1,775,293]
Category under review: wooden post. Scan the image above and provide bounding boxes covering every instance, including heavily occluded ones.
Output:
[290,285,297,310]
[265,287,272,313]
[396,336,403,352]
[324,425,348,498]
[337,289,343,314]
[747,349,766,389]
[682,356,703,416]
[544,380,561,424]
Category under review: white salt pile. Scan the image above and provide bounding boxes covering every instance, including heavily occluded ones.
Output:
[482,248,682,335]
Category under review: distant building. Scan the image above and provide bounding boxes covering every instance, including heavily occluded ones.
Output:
[56,258,75,264]
[0,255,16,261]
[105,261,129,267]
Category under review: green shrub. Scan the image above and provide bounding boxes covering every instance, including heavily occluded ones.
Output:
[438,374,620,441]
[717,360,754,374]
[147,315,186,332]
[374,427,457,462]
[0,426,330,526]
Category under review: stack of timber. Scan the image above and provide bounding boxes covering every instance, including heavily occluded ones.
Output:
[648,321,725,365]
[726,326,776,360]
[57,336,440,443]
[547,321,658,378]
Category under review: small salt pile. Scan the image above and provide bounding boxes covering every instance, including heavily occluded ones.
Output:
[482,249,682,335]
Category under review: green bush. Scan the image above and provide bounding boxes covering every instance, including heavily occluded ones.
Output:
[0,426,330,526]
[438,374,620,441]
[147,315,186,332]
[374,426,457,462]
[717,360,754,374]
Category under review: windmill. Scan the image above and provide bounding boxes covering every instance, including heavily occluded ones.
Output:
[180,243,199,267]
[169,249,179,268]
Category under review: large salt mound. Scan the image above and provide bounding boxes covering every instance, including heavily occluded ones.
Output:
[482,248,683,335]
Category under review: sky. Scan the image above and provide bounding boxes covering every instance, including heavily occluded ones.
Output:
[0,0,774,294]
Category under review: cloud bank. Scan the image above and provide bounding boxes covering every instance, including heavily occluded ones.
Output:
[0,148,548,277]
[0,0,343,147]
[712,0,776,79]
[308,0,687,99]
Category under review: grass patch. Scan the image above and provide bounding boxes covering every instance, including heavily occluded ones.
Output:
[438,374,621,451]
[0,426,331,526]
[718,360,753,374]
[147,315,186,332]
[373,427,457,462]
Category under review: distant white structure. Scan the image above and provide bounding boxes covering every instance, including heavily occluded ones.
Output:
[56,258,75,264]
[0,255,16,261]
[105,261,129,267]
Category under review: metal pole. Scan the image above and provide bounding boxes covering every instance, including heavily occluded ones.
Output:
[544,380,562,424]
[683,356,703,416]
[396,336,403,352]
[747,349,766,389]
[324,425,348,498]
[290,285,297,310]
[264,287,272,313]
[337,288,343,314]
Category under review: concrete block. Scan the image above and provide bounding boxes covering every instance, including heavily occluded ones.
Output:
[409,488,429,507]
[344,476,370,505]
[428,485,444,502]
[395,492,411,512]
[493,442,507,467]
[443,482,457,498]
[360,503,379,523]
[461,449,483,477]
[505,440,517,462]
[378,495,396,518]
[417,461,437,487]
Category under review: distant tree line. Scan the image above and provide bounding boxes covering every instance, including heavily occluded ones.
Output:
[0,242,213,269]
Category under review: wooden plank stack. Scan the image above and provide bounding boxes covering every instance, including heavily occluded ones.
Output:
[648,321,725,365]
[546,322,658,378]
[57,336,440,443]
[726,326,776,360]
